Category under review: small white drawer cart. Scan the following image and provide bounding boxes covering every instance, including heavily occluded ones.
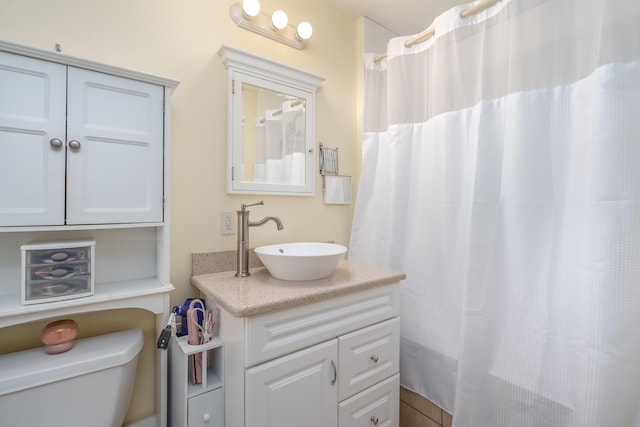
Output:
[21,240,95,304]
[169,335,224,427]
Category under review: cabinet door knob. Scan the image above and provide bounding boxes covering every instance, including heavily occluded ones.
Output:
[371,354,379,363]
[68,139,81,151]
[50,138,64,149]
[370,415,379,425]
[203,412,211,423]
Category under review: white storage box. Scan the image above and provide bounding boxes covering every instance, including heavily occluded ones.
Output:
[21,240,95,305]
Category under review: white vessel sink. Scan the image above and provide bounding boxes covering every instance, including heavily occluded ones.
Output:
[254,242,348,281]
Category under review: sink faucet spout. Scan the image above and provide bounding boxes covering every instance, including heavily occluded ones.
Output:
[235,201,284,277]
[249,216,284,231]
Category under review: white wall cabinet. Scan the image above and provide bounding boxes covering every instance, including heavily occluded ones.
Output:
[0,50,164,227]
[210,283,400,427]
[0,52,66,226]
[0,39,179,427]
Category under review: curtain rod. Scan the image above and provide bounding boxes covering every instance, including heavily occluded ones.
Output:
[373,0,502,63]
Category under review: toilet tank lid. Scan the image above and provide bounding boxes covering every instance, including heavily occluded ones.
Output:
[0,329,144,396]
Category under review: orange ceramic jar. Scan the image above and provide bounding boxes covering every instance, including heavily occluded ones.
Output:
[41,319,78,354]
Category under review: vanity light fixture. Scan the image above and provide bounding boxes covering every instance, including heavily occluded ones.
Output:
[242,0,261,17]
[271,10,288,30]
[296,22,313,41]
[230,3,312,50]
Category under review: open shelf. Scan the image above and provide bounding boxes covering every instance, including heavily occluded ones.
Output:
[0,277,174,328]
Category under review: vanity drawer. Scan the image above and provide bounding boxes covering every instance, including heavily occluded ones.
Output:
[245,284,399,367]
[338,317,400,401]
[339,374,399,427]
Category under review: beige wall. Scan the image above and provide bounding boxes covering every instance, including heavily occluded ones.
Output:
[0,0,359,422]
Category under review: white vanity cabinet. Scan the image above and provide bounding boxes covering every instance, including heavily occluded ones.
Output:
[211,282,401,427]
[0,49,163,227]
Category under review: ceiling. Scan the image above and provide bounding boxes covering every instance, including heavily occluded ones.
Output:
[324,0,469,36]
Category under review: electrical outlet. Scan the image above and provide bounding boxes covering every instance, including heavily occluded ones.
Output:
[221,211,236,235]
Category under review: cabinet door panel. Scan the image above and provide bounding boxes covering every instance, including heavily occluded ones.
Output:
[339,317,400,400]
[246,339,338,427]
[66,67,163,224]
[0,51,66,226]
[339,374,399,427]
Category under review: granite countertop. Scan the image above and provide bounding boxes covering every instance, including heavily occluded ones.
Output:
[191,260,406,318]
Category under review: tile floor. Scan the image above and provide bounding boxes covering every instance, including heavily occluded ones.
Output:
[400,387,452,427]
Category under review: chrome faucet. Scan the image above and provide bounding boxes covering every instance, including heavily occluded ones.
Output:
[236,201,284,277]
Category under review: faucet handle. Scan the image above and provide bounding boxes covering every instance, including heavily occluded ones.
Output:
[240,200,264,211]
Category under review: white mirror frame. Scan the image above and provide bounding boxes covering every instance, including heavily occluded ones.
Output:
[218,45,324,196]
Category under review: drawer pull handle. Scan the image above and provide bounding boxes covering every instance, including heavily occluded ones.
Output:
[371,354,379,363]
[330,360,337,385]
[203,412,211,423]
[371,415,379,425]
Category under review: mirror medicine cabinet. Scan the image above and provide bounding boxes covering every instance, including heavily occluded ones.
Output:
[218,45,324,196]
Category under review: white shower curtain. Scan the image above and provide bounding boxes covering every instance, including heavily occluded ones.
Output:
[349,0,640,425]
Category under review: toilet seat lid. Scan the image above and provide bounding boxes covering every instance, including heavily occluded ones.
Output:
[0,329,143,396]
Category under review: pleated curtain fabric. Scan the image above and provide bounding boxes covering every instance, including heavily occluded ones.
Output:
[350,0,640,425]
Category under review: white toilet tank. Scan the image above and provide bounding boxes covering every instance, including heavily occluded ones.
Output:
[0,328,144,427]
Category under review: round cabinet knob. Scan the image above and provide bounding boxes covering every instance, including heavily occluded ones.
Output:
[370,415,380,425]
[68,139,81,151]
[371,354,379,363]
[203,413,211,423]
[49,138,63,149]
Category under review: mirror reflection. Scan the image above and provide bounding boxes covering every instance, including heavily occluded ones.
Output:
[241,83,307,185]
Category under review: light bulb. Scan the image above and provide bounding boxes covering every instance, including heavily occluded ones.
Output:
[296,22,313,40]
[271,10,288,30]
[242,0,260,17]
